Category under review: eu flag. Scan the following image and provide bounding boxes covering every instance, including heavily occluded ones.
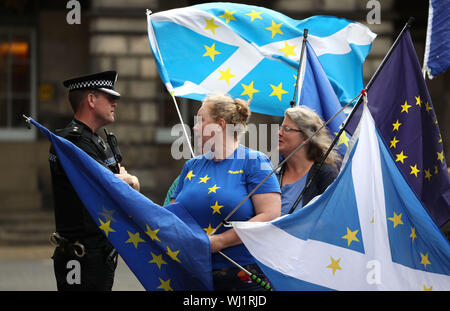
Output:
[146,2,376,112]
[423,0,450,78]
[30,118,213,291]
[233,104,450,290]
[346,30,450,228]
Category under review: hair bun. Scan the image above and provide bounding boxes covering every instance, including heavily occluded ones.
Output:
[234,98,251,123]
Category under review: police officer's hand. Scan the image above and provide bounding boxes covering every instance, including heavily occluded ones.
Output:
[115,165,140,192]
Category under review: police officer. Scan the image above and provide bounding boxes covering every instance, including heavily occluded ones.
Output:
[49,71,139,291]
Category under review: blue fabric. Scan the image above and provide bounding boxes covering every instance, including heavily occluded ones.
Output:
[280,174,307,215]
[298,41,348,156]
[424,0,450,76]
[147,3,375,109]
[235,106,450,290]
[31,118,213,291]
[346,30,450,228]
[172,145,281,269]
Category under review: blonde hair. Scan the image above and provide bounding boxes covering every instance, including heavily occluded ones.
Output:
[285,106,341,167]
[203,94,251,139]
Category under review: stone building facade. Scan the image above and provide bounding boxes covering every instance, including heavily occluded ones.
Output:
[0,0,448,244]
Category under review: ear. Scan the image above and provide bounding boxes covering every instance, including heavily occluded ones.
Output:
[218,118,226,131]
[86,93,96,109]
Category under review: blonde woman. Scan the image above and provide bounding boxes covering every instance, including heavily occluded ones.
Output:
[171,94,281,291]
[277,106,341,215]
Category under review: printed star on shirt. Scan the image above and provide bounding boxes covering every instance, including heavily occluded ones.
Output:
[208,184,220,194]
[210,201,224,214]
[185,170,196,181]
[203,224,214,235]
[198,174,211,184]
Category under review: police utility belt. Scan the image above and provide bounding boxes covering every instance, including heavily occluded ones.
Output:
[50,232,86,258]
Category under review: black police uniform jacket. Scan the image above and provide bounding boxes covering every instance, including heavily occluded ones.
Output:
[49,119,118,243]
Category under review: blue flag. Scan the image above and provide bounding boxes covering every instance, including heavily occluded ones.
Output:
[297,40,349,155]
[423,0,450,77]
[146,2,376,112]
[30,119,213,291]
[233,104,450,290]
[346,30,450,228]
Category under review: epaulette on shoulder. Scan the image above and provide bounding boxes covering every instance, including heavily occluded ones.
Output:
[55,124,84,139]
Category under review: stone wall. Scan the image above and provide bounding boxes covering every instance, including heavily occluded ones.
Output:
[88,0,182,204]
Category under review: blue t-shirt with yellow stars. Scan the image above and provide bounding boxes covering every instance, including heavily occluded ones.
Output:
[172,145,281,269]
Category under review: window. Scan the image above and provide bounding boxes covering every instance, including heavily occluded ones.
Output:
[0,27,36,141]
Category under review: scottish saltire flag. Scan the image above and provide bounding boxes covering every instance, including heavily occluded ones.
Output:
[146,2,376,114]
[30,118,213,291]
[423,0,450,78]
[233,103,450,291]
[346,30,450,228]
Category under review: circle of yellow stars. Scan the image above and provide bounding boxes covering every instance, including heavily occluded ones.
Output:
[183,169,226,236]
[96,209,187,291]
[389,95,445,185]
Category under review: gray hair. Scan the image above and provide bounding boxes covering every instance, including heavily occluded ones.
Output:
[285,106,341,167]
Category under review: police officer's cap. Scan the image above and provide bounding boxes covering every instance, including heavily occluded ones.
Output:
[63,70,120,99]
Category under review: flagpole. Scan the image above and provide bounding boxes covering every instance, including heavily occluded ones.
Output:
[210,94,356,236]
[170,94,195,158]
[217,250,272,291]
[290,29,308,108]
[422,2,432,79]
[287,17,416,214]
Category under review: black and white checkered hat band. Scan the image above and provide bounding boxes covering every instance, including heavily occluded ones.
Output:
[68,80,114,91]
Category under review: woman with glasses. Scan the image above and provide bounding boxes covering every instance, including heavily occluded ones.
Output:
[277,106,341,215]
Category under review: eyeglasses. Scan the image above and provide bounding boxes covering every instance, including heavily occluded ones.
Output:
[280,125,302,133]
